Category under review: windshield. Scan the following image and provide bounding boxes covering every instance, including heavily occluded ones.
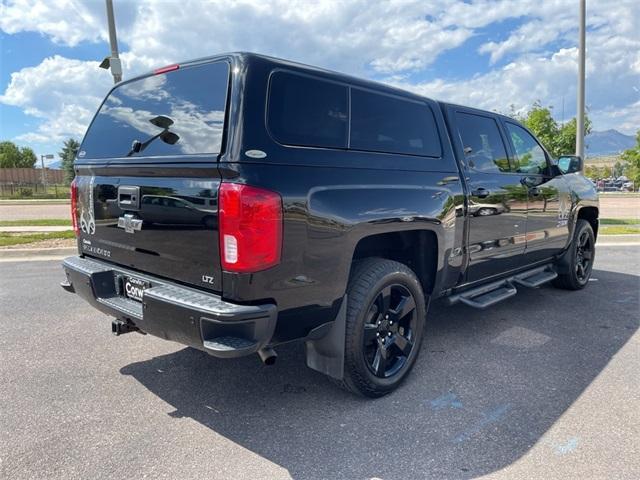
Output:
[79,61,229,159]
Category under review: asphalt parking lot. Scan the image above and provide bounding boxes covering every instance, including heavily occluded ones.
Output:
[1,246,638,480]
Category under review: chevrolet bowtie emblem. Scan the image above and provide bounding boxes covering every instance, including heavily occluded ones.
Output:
[117,214,143,233]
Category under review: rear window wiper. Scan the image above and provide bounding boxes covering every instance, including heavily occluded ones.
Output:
[126,115,180,157]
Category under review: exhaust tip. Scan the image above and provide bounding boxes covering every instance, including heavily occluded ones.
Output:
[258,347,277,365]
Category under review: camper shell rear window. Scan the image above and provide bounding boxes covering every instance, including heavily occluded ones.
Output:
[79,61,229,159]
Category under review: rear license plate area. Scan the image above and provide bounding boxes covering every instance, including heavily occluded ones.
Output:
[121,275,150,302]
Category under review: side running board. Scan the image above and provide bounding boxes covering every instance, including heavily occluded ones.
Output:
[513,267,557,288]
[456,279,517,309]
[448,265,557,309]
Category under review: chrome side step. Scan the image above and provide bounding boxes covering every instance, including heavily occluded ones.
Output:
[448,265,557,309]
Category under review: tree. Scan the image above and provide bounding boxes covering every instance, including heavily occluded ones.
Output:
[520,103,558,155]
[621,130,640,188]
[0,141,37,168]
[518,103,592,158]
[584,165,599,179]
[556,117,592,157]
[613,161,625,178]
[59,138,80,184]
[0,141,22,167]
[17,146,37,168]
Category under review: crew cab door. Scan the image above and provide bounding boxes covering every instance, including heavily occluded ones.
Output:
[501,121,572,262]
[449,108,528,282]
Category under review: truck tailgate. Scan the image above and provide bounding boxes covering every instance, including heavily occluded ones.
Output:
[75,165,223,292]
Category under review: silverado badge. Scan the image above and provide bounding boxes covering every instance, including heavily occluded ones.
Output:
[117,214,143,234]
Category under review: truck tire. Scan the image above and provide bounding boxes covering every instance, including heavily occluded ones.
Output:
[337,258,426,397]
[553,219,596,290]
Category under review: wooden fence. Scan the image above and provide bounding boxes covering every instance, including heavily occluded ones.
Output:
[0,168,65,184]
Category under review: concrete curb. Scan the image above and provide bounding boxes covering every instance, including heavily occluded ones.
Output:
[596,234,640,245]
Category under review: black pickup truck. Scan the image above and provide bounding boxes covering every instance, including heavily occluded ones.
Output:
[62,52,598,397]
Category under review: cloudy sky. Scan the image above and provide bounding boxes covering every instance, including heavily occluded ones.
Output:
[0,0,638,165]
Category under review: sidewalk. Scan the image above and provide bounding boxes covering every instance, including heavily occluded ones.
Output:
[0,226,72,232]
[0,203,70,221]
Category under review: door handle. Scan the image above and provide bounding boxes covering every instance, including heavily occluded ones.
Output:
[471,188,490,199]
[529,187,541,196]
[118,186,141,210]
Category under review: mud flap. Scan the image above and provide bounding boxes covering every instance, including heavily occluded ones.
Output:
[554,243,573,275]
[305,295,347,380]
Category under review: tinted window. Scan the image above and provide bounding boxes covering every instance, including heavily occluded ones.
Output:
[350,89,440,157]
[80,62,229,159]
[505,123,548,174]
[268,72,348,148]
[455,112,510,173]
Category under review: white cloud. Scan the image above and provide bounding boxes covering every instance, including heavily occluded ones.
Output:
[1,0,478,75]
[392,0,640,134]
[1,0,638,149]
[391,48,581,114]
[479,20,561,65]
[1,55,112,143]
[0,0,106,46]
[590,101,640,135]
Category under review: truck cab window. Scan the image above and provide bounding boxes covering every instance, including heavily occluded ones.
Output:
[455,112,510,173]
[268,72,348,148]
[505,123,548,175]
[350,89,441,157]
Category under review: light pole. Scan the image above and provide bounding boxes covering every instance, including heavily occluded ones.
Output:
[99,0,122,84]
[40,154,54,191]
[576,0,586,159]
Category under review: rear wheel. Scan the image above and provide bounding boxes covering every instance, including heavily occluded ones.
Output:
[337,258,426,397]
[553,219,595,290]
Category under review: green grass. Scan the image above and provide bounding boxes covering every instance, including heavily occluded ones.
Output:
[0,184,70,200]
[599,225,640,235]
[0,231,76,247]
[599,218,639,225]
[0,219,71,227]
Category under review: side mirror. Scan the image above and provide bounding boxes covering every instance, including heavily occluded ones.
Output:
[557,155,583,175]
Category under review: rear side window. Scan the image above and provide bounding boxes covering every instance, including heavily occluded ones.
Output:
[455,112,510,173]
[350,89,440,157]
[80,61,229,159]
[268,72,348,148]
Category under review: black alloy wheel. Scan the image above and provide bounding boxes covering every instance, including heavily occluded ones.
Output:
[362,284,417,378]
[553,218,596,290]
[575,228,594,283]
[337,258,427,397]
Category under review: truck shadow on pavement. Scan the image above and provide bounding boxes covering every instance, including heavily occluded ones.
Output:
[120,268,639,480]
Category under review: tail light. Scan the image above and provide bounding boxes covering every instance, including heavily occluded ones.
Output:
[70,178,79,236]
[219,183,282,273]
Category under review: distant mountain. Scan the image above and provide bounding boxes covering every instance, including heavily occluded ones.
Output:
[586,129,635,156]
[47,160,63,169]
